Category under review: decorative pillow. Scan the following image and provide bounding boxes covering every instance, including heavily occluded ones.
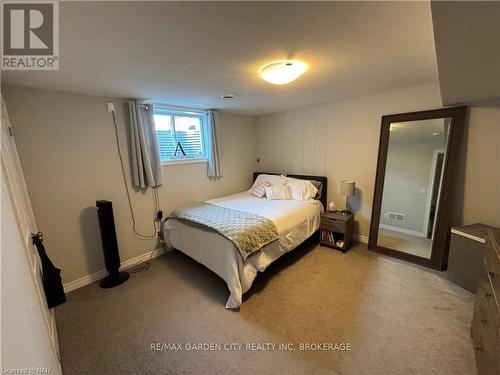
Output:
[310,180,323,200]
[251,181,271,198]
[264,185,293,200]
[285,178,318,201]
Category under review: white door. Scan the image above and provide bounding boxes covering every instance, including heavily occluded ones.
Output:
[1,97,61,364]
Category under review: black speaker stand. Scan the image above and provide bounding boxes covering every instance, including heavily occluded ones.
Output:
[99,271,129,288]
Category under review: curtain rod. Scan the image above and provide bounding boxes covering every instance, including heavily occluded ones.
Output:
[140,102,211,115]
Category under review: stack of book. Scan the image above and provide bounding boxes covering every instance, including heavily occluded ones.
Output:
[321,230,335,244]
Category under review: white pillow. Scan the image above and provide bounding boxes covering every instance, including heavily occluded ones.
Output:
[285,177,318,201]
[251,174,286,190]
[264,185,292,200]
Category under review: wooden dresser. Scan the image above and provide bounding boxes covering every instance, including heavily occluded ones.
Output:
[471,227,500,375]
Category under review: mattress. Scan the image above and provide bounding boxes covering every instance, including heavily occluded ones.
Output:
[163,191,323,308]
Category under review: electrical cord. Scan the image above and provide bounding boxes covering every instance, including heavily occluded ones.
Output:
[126,242,166,273]
[110,107,168,273]
[111,110,161,240]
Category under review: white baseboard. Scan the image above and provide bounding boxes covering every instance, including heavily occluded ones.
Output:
[63,248,165,293]
[354,233,369,244]
[379,224,425,238]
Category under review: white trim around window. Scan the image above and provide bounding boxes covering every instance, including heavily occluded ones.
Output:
[161,158,208,166]
[151,102,208,116]
[153,105,209,164]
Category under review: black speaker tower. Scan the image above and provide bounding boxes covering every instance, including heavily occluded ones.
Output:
[96,200,129,288]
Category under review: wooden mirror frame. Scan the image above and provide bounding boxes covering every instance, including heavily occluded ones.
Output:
[368,106,467,270]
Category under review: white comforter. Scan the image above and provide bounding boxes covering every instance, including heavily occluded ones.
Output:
[163,191,323,308]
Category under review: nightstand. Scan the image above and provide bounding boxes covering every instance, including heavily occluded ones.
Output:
[320,211,354,252]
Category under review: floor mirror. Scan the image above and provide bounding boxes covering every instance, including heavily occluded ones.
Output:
[368,107,467,270]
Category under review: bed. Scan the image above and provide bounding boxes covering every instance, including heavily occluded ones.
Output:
[162,172,327,309]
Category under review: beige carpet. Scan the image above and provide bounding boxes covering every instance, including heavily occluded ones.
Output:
[56,242,477,375]
[378,229,433,258]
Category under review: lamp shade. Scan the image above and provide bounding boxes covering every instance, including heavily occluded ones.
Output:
[340,180,355,197]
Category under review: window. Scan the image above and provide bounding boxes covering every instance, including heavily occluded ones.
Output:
[153,107,207,164]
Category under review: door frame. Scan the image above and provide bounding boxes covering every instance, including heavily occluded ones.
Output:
[1,97,62,367]
[423,149,445,239]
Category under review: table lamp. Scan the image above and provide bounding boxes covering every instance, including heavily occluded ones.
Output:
[340,180,355,215]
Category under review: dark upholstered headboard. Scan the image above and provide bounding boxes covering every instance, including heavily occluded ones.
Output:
[253,172,328,209]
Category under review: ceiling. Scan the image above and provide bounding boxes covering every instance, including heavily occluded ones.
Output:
[432,1,500,107]
[1,1,439,116]
[390,119,445,144]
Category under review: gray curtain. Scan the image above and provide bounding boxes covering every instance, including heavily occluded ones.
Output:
[129,100,162,188]
[206,110,223,179]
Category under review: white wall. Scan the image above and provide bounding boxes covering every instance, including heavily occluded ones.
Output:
[257,82,443,238]
[381,139,444,234]
[459,107,500,228]
[1,168,61,374]
[2,85,258,284]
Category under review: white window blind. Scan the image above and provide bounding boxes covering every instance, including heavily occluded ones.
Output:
[153,107,207,163]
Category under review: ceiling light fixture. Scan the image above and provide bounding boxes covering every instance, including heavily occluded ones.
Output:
[260,60,308,85]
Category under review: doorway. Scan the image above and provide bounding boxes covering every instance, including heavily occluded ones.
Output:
[425,150,445,239]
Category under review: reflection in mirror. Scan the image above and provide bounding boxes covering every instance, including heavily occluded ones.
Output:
[377,118,450,259]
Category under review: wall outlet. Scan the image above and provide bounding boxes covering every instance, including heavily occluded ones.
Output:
[106,102,116,113]
[156,210,163,221]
